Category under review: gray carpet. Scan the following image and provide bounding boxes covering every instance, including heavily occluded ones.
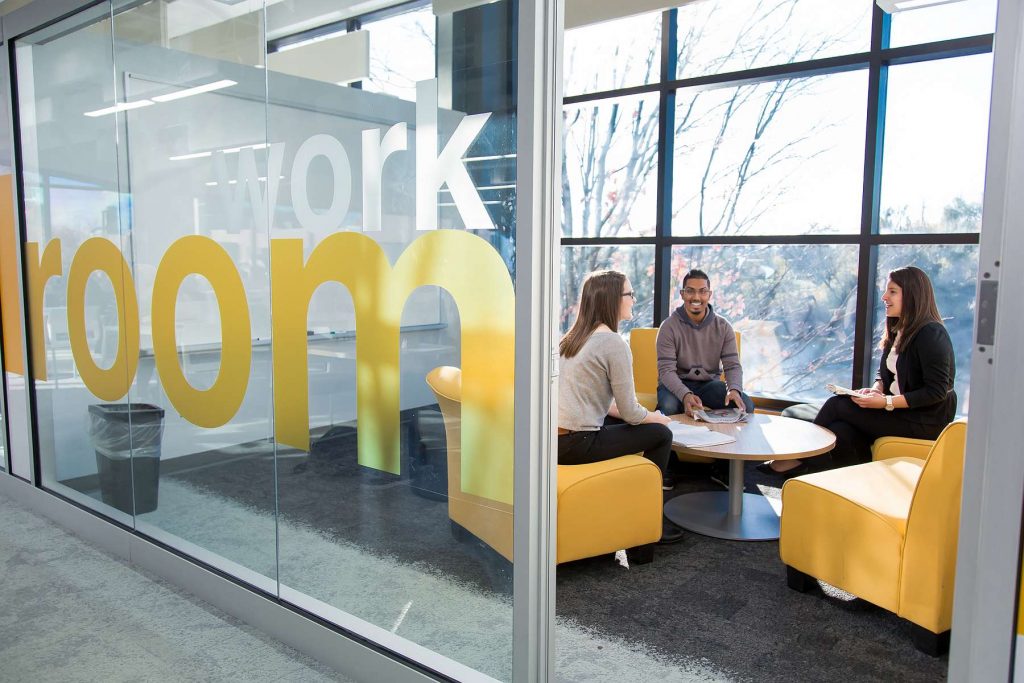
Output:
[0,493,350,683]
[51,415,947,682]
[560,460,947,682]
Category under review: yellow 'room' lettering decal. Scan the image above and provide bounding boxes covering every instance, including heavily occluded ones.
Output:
[152,236,252,428]
[66,238,139,400]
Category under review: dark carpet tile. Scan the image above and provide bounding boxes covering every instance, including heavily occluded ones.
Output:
[105,428,944,682]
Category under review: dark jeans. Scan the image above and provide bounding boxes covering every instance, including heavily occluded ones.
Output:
[811,395,946,468]
[656,380,755,415]
[557,416,672,475]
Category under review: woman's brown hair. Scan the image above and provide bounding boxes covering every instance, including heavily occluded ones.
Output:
[560,270,625,359]
[881,266,943,353]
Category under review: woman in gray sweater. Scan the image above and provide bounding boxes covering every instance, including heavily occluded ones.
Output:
[558,270,675,487]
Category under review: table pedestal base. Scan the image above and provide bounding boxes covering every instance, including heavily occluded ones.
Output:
[664,491,780,541]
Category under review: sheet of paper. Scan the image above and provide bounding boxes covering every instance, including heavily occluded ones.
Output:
[667,422,737,448]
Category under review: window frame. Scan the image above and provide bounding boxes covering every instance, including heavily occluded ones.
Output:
[561,4,990,404]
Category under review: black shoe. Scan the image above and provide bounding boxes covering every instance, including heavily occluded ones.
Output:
[658,520,684,544]
[756,461,810,479]
[662,474,679,491]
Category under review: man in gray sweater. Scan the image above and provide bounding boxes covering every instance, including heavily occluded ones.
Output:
[655,269,755,418]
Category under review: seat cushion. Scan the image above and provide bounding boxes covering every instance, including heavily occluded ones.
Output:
[780,457,924,612]
[557,456,662,564]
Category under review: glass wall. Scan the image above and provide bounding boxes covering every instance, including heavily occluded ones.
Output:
[0,42,11,472]
[0,36,31,479]
[562,0,992,403]
[11,0,521,678]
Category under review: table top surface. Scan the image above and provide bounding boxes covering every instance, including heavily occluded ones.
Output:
[669,413,835,461]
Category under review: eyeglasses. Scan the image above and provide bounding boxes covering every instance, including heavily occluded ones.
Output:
[621,291,636,299]
[682,288,711,297]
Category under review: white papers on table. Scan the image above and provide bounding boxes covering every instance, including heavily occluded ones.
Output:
[667,422,737,448]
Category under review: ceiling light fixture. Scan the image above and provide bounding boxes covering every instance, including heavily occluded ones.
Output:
[169,151,212,161]
[152,79,237,103]
[875,0,968,13]
[83,99,154,117]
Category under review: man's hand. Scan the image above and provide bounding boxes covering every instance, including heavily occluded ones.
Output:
[726,389,745,411]
[683,392,703,417]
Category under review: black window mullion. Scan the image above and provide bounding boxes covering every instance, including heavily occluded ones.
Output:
[653,9,677,327]
[852,4,890,389]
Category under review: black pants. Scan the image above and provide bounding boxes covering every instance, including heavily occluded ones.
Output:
[811,395,946,468]
[557,416,672,475]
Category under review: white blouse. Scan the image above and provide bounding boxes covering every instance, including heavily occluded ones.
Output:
[886,333,901,396]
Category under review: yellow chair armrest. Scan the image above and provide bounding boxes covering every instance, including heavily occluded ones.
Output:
[872,436,934,461]
[636,392,658,411]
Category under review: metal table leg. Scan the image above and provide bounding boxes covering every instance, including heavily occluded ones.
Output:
[663,458,781,541]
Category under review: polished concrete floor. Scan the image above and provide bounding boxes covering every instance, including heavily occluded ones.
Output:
[0,492,351,683]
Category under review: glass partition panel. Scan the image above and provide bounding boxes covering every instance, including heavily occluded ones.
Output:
[672,70,868,237]
[0,45,14,472]
[103,0,277,590]
[874,244,978,415]
[879,54,993,234]
[15,6,133,520]
[267,1,517,678]
[561,245,656,334]
[675,0,871,79]
[670,244,859,401]
[563,93,660,238]
[888,0,997,48]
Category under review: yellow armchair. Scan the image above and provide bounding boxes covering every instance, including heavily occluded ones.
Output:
[871,435,934,461]
[426,366,663,565]
[779,419,968,655]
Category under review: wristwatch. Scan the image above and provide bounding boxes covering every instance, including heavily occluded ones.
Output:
[884,395,894,411]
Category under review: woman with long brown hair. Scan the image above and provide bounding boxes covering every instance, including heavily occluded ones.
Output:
[762,266,957,475]
[558,270,683,542]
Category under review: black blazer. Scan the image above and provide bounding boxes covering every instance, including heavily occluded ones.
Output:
[877,321,957,425]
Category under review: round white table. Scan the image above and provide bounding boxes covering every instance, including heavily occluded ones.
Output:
[663,413,835,541]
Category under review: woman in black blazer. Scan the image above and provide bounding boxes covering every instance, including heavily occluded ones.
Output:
[764,266,957,474]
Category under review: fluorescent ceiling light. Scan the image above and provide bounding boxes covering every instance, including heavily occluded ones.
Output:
[462,153,517,162]
[152,79,237,103]
[83,100,154,117]
[875,0,967,12]
[171,143,267,162]
[169,151,212,161]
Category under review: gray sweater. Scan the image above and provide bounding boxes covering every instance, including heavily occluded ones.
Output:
[657,304,743,401]
[559,332,649,431]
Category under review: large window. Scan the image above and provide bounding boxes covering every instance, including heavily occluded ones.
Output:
[562,0,990,404]
[672,71,868,237]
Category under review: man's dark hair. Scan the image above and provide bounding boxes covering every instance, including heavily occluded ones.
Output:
[682,269,711,289]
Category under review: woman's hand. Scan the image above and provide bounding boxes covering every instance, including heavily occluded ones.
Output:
[855,387,882,396]
[645,409,673,425]
[850,392,886,409]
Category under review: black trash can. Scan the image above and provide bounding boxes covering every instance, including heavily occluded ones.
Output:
[88,403,165,515]
[408,408,448,501]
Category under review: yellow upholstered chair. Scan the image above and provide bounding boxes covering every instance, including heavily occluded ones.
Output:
[779,419,968,655]
[629,326,742,463]
[871,435,935,461]
[426,366,663,565]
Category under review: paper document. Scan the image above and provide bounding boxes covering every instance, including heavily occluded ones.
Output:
[667,422,737,448]
[825,383,859,397]
[693,407,748,424]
